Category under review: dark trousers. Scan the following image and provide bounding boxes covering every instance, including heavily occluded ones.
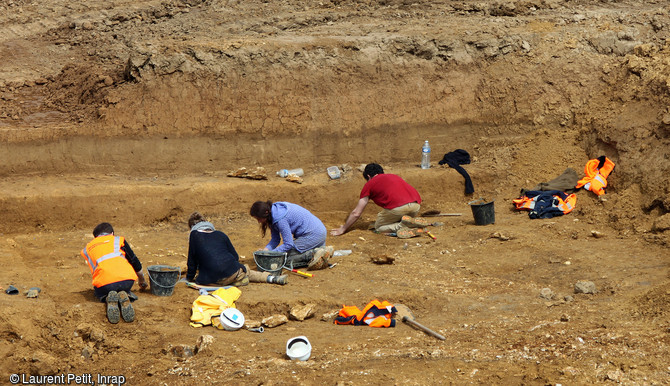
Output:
[285,248,318,269]
[94,280,135,302]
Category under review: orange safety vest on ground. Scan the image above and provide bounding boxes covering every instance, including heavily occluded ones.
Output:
[576,157,615,196]
[513,192,577,214]
[81,235,138,288]
[334,300,396,327]
[555,194,577,214]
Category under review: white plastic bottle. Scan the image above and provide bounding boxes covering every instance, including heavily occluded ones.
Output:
[421,140,431,169]
[277,168,304,178]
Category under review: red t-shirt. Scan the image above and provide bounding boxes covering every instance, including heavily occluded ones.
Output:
[360,174,422,209]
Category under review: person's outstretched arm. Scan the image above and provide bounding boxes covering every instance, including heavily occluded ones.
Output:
[122,240,148,290]
[331,197,369,236]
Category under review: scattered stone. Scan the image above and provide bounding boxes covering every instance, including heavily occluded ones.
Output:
[195,335,214,355]
[227,167,268,180]
[100,75,113,86]
[561,366,580,376]
[591,230,605,238]
[321,310,339,322]
[548,256,562,264]
[244,320,262,329]
[490,232,510,241]
[370,254,395,264]
[286,173,303,184]
[574,280,597,294]
[560,314,570,322]
[75,323,105,343]
[606,369,625,382]
[29,351,58,376]
[81,346,94,360]
[539,288,555,300]
[170,345,194,358]
[262,314,288,328]
[564,295,574,302]
[290,303,316,321]
[26,287,41,298]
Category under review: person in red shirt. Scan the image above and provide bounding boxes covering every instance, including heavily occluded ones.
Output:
[331,163,427,236]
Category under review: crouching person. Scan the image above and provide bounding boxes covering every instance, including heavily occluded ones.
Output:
[81,222,148,324]
[187,212,288,287]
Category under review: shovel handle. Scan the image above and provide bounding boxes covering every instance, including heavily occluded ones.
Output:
[402,316,446,340]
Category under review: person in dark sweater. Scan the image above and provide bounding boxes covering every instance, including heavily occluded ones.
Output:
[186,212,287,286]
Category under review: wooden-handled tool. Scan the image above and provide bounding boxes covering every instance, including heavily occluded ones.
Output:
[395,303,446,340]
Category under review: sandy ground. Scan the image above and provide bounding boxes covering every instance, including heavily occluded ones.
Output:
[1,0,669,385]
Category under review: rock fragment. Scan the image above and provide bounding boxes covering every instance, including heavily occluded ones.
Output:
[290,304,316,321]
[574,280,597,294]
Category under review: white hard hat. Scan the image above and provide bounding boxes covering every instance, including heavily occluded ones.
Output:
[220,308,245,331]
[286,336,312,361]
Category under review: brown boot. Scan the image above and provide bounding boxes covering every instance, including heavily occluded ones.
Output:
[396,226,420,239]
[307,248,329,270]
[118,291,135,323]
[401,215,431,228]
[105,291,120,324]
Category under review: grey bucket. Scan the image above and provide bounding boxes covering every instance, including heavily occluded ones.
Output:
[469,198,495,225]
[147,265,180,296]
[253,251,287,277]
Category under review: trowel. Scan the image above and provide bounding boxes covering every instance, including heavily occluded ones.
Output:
[394,303,446,340]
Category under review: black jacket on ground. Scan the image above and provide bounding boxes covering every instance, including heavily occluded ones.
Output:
[439,149,475,194]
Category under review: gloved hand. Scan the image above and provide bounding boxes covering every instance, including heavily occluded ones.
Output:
[137,271,149,291]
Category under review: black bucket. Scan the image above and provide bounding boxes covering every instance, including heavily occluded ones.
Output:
[469,198,495,226]
[253,251,287,277]
[147,265,180,296]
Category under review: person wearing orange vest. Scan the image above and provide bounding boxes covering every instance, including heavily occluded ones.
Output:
[576,156,615,196]
[81,222,148,324]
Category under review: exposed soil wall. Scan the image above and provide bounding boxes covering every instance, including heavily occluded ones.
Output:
[1,1,669,384]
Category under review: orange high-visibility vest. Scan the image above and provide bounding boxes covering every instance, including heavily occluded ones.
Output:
[556,193,577,214]
[513,196,535,210]
[513,191,576,215]
[576,157,615,196]
[334,300,396,327]
[81,235,138,288]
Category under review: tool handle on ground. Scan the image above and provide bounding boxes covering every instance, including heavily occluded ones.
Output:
[291,269,313,278]
[402,316,446,340]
